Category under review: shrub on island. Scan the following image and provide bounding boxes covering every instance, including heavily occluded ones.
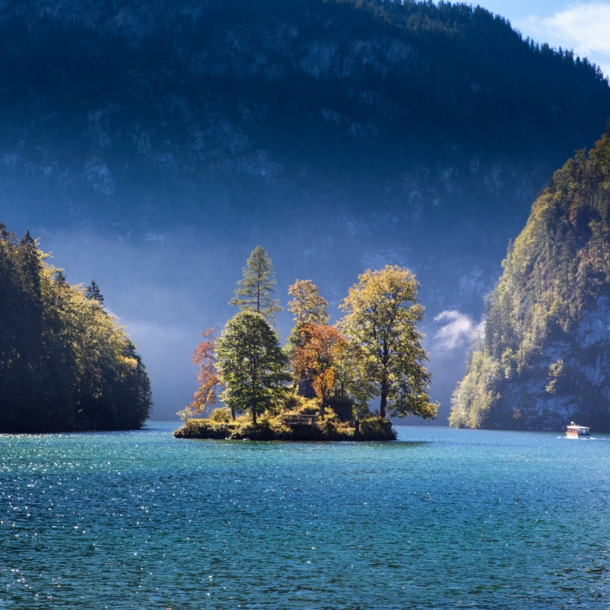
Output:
[173,411,396,442]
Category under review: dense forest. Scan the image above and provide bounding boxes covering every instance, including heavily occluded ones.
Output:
[450,128,610,432]
[2,0,607,230]
[1,0,608,271]
[0,224,151,432]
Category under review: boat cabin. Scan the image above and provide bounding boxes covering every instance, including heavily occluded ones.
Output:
[566,422,590,438]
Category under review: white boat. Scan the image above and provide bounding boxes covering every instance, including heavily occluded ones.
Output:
[565,422,590,438]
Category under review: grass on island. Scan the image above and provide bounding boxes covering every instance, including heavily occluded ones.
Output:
[174,399,396,441]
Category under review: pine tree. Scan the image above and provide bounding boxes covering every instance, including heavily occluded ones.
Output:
[0,224,151,432]
[229,246,282,323]
[85,280,104,305]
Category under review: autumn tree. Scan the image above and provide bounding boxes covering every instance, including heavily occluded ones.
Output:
[338,265,437,420]
[287,280,329,325]
[179,328,226,421]
[230,246,282,324]
[216,311,291,424]
[291,324,348,418]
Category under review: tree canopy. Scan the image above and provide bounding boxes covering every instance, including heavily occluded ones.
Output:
[339,265,437,420]
[187,260,434,428]
[85,280,104,305]
[216,311,291,424]
[287,280,330,325]
[0,224,152,432]
[178,327,225,422]
[230,246,282,324]
[291,323,347,417]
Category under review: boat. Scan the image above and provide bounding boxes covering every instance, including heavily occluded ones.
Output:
[565,422,590,438]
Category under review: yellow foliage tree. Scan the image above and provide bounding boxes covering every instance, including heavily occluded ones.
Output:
[338,265,437,420]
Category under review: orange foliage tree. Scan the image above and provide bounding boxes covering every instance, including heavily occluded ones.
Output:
[291,324,348,418]
[185,328,226,419]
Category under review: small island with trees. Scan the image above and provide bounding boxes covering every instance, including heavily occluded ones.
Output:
[175,246,437,441]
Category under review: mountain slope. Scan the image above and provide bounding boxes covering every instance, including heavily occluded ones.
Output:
[450,128,610,431]
[0,0,609,418]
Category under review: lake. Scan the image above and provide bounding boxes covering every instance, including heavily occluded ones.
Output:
[1,423,609,608]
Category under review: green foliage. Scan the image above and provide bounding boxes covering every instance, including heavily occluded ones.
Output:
[451,127,610,431]
[282,395,320,415]
[174,411,396,441]
[229,246,282,324]
[359,417,397,441]
[216,311,291,424]
[0,224,152,432]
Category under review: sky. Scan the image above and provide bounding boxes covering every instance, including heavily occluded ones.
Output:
[476,0,610,76]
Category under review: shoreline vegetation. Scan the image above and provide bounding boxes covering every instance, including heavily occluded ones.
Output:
[175,246,436,442]
[450,128,610,432]
[0,224,152,433]
[174,413,396,441]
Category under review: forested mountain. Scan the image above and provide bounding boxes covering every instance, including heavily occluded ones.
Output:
[0,224,151,431]
[1,0,609,418]
[450,128,610,432]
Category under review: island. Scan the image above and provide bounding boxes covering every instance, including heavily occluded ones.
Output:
[174,247,437,441]
[174,412,395,441]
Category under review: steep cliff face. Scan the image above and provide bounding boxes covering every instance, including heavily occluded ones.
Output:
[450,130,610,431]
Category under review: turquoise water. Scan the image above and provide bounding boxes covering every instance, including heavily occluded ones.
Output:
[1,424,609,608]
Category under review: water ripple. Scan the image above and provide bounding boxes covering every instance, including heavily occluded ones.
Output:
[0,425,609,608]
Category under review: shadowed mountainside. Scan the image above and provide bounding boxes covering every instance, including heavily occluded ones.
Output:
[1,0,609,419]
[451,128,610,431]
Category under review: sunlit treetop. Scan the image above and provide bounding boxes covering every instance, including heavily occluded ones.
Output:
[287,279,330,326]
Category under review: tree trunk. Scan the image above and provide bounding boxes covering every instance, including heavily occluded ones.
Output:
[379,391,387,419]
[252,409,257,425]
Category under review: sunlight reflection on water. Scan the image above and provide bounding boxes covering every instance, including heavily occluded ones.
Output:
[0,424,609,608]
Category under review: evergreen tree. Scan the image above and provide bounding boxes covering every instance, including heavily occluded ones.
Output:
[85,280,104,305]
[451,127,610,431]
[230,246,282,324]
[216,311,291,424]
